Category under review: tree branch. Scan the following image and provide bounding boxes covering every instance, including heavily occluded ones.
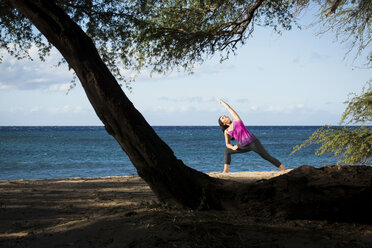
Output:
[326,0,342,17]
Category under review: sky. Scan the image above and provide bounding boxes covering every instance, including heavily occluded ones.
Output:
[0,8,370,126]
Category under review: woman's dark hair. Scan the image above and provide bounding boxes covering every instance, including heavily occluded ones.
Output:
[218,117,229,133]
[218,116,234,140]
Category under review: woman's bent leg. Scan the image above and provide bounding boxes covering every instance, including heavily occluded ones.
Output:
[223,164,230,173]
[223,148,249,173]
[224,148,233,165]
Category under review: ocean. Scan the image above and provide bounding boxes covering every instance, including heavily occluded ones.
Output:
[0,126,340,180]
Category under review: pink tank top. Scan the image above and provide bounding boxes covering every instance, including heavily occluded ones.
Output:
[227,121,256,146]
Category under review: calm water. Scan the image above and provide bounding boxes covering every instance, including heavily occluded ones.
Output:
[0,126,340,180]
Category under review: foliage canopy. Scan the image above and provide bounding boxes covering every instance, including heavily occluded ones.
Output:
[0,0,303,77]
[316,0,372,66]
[2,0,370,78]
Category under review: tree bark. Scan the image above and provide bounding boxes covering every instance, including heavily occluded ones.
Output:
[9,0,242,210]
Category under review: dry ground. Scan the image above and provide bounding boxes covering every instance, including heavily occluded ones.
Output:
[0,171,371,248]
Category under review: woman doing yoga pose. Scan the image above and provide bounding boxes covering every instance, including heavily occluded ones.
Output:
[217,99,286,173]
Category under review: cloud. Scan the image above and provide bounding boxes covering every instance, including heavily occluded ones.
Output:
[28,78,49,83]
[310,52,322,61]
[48,105,85,114]
[264,104,305,113]
[291,56,308,68]
[310,52,330,62]
[249,105,258,111]
[292,52,331,66]
[3,101,341,126]
[130,68,186,82]
[130,61,235,83]
[1,106,100,126]
[138,103,341,126]
[236,98,250,103]
[194,63,235,74]
[296,104,304,109]
[8,105,85,114]
[292,56,301,64]
[30,106,41,113]
[9,106,24,113]
[159,96,215,103]
[237,105,339,125]
[44,83,71,92]
[0,82,15,90]
[146,101,336,125]
[0,47,74,91]
[1,42,236,90]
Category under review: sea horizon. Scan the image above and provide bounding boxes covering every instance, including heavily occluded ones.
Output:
[0,126,354,180]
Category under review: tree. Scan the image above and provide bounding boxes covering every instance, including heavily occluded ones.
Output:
[1,0,371,220]
[316,0,372,66]
[291,0,372,164]
[292,81,372,164]
[3,0,238,210]
[2,0,304,210]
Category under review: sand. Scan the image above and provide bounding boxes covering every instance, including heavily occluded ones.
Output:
[1,170,371,248]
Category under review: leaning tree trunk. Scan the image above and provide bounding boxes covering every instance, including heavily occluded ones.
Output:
[9,0,243,210]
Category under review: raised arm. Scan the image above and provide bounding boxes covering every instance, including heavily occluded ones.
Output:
[217,98,241,121]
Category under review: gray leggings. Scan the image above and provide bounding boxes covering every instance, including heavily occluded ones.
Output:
[224,139,281,168]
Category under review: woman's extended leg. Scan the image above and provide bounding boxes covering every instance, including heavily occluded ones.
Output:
[248,139,286,171]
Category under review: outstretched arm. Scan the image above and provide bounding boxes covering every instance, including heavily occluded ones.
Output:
[217,98,241,121]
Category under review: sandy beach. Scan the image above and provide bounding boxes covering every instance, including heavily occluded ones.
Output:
[1,170,371,248]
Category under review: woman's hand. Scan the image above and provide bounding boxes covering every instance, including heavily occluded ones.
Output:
[232,145,238,150]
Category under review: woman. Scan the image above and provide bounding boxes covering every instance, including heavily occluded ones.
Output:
[217,98,286,173]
